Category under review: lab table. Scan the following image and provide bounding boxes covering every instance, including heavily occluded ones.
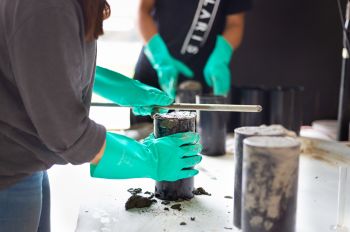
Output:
[74,138,350,232]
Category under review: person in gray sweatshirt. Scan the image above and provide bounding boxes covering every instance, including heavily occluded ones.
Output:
[0,0,202,231]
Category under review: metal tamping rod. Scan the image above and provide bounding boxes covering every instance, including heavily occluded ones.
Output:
[156,103,262,113]
[91,102,262,113]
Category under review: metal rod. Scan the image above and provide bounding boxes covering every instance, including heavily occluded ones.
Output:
[157,103,262,112]
[91,102,263,113]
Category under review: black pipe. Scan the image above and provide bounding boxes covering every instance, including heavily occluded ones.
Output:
[269,86,304,135]
[196,95,227,156]
[176,81,202,104]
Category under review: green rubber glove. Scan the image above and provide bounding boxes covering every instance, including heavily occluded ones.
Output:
[144,34,194,99]
[90,132,202,181]
[204,36,233,96]
[93,66,172,116]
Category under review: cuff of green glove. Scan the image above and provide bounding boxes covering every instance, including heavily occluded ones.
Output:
[90,164,97,177]
[216,35,234,63]
[144,34,169,65]
[90,133,120,179]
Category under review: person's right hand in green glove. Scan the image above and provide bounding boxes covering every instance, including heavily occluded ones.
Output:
[91,131,202,181]
[144,34,194,99]
[93,66,172,116]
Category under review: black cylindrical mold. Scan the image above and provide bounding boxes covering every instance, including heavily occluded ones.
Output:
[239,87,269,127]
[196,95,227,156]
[153,112,196,200]
[176,81,203,104]
[269,86,304,135]
[233,126,287,229]
[228,86,241,132]
[242,136,300,232]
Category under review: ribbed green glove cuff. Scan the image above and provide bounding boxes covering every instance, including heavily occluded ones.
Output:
[144,34,170,66]
[90,131,159,180]
[215,36,234,64]
[90,133,121,179]
[93,66,132,106]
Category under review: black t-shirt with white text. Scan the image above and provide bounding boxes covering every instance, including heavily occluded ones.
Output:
[134,0,252,92]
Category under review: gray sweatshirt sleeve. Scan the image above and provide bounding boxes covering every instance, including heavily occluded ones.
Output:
[7,6,106,165]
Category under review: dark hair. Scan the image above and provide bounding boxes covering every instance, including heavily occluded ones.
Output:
[77,0,111,42]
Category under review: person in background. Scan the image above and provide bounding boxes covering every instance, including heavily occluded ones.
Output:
[134,0,252,100]
[0,0,202,231]
[131,0,252,124]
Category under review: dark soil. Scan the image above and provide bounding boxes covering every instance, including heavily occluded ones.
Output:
[192,187,211,196]
[164,207,169,211]
[190,217,195,221]
[224,196,233,199]
[127,188,142,195]
[170,204,182,211]
[180,222,187,226]
[125,195,156,210]
[161,201,171,205]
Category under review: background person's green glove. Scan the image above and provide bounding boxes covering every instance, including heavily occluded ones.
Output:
[90,132,202,181]
[144,34,194,99]
[204,36,233,96]
[93,66,172,116]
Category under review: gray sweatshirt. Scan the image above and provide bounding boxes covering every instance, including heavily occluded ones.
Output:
[0,0,106,189]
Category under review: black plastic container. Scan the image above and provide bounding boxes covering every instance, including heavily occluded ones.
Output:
[233,126,286,230]
[242,136,300,232]
[269,86,304,134]
[227,86,241,132]
[239,87,269,127]
[196,95,227,156]
[176,81,203,104]
[153,112,196,200]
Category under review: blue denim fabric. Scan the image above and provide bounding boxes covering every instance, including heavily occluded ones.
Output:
[0,171,50,232]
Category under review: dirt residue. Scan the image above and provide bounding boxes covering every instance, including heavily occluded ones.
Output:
[127,188,142,195]
[299,138,350,166]
[170,204,182,211]
[125,195,157,210]
[161,201,171,205]
[192,187,211,196]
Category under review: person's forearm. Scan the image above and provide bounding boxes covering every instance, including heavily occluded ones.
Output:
[138,0,158,43]
[222,13,245,50]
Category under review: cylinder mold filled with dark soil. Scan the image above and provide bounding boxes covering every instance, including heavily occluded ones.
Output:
[176,80,202,104]
[233,126,287,229]
[196,95,227,156]
[242,136,300,232]
[153,111,197,201]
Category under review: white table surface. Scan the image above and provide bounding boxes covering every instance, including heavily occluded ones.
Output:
[72,138,350,232]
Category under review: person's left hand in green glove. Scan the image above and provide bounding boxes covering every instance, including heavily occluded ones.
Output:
[90,131,202,181]
[144,34,194,99]
[93,66,171,116]
[204,35,234,96]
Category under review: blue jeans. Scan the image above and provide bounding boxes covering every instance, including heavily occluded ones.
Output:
[0,171,50,232]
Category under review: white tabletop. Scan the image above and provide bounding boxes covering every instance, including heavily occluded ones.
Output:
[73,138,350,232]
